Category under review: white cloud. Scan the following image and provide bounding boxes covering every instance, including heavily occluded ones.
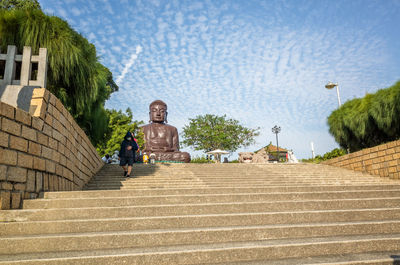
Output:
[44,8,54,14]
[111,46,122,52]
[57,8,68,18]
[115,45,143,85]
[71,7,82,16]
[87,32,96,41]
[175,12,184,26]
[42,0,400,158]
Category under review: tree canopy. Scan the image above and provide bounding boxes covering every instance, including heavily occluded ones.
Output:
[0,7,118,145]
[328,81,400,151]
[96,109,144,157]
[0,0,40,10]
[181,114,260,153]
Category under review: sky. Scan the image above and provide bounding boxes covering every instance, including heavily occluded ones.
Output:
[39,0,400,159]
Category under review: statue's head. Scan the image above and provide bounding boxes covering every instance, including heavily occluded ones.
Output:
[149,100,168,123]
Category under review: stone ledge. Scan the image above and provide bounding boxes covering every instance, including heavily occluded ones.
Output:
[1,88,103,209]
[323,139,400,179]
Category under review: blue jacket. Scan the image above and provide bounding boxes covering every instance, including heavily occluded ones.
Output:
[119,132,138,158]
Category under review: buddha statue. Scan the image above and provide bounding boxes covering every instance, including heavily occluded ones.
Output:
[141,100,191,163]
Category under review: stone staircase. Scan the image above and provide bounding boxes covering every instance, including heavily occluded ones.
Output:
[1,163,400,264]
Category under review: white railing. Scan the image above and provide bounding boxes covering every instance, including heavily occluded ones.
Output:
[0,45,47,88]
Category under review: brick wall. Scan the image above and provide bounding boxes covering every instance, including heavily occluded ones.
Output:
[323,140,400,179]
[0,88,103,209]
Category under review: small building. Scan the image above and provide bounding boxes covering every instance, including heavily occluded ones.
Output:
[255,143,288,162]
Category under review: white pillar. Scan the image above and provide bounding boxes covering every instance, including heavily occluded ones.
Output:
[4,45,16,85]
[20,46,32,86]
[36,48,48,88]
[311,142,315,159]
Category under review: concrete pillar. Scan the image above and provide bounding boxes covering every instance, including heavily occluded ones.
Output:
[4,45,16,85]
[20,46,32,86]
[36,48,47,88]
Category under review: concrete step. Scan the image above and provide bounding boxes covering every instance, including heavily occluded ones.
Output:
[1,234,399,264]
[91,175,378,179]
[22,190,400,209]
[84,181,396,187]
[2,221,400,255]
[2,163,400,264]
[95,169,372,173]
[89,172,394,178]
[94,171,381,176]
[96,170,374,173]
[88,177,390,182]
[2,198,400,222]
[89,181,397,186]
[93,175,381,180]
[120,176,391,180]
[84,182,398,190]
[43,185,400,199]
[215,251,400,264]
[95,166,370,173]
[1,208,400,236]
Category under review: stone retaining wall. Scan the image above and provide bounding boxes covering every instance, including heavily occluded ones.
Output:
[323,139,400,179]
[0,88,103,209]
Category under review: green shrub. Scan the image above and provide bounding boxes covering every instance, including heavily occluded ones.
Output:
[322,148,346,160]
[302,148,347,163]
[328,81,400,151]
[190,156,211,163]
[0,8,118,145]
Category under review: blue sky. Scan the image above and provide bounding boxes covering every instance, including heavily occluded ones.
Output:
[39,0,400,159]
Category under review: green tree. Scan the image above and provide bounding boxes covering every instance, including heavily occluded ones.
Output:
[182,114,260,153]
[328,81,400,151]
[96,109,144,157]
[322,148,346,160]
[0,0,40,10]
[0,8,118,145]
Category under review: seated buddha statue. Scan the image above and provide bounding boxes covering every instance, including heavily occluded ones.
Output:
[141,100,191,163]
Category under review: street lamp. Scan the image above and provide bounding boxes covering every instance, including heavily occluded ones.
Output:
[325,82,341,107]
[271,125,281,162]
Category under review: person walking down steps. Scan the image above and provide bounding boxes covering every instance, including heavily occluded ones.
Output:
[119,131,138,178]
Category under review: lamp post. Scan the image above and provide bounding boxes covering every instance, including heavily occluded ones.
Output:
[325,82,341,107]
[272,125,281,162]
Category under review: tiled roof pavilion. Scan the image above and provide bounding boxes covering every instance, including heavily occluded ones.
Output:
[255,143,288,153]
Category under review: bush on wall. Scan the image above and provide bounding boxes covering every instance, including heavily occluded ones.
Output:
[328,81,400,152]
[0,6,118,145]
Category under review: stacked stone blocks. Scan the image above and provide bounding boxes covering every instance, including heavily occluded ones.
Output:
[0,88,103,209]
[323,140,400,179]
